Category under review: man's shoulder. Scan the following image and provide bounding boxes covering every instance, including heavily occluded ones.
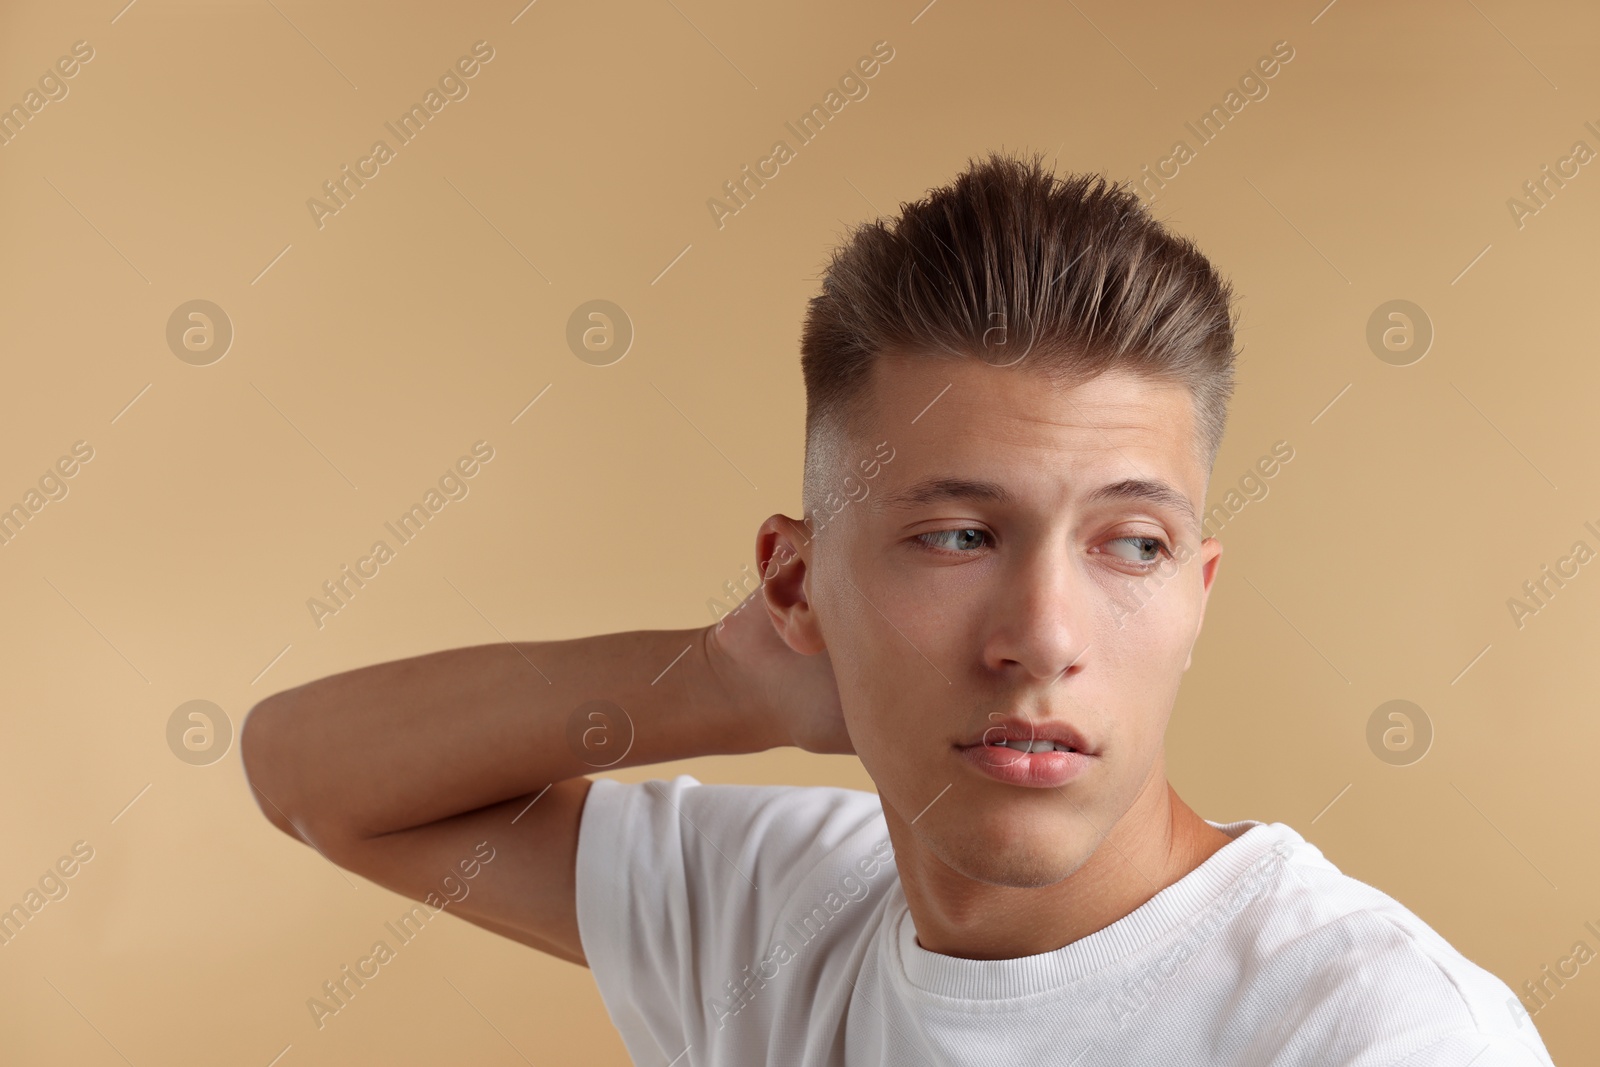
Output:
[1229,824,1551,1063]
[581,774,889,883]
[1266,828,1509,990]
[584,774,885,829]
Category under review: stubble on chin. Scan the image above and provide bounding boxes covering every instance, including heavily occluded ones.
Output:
[900,797,1105,891]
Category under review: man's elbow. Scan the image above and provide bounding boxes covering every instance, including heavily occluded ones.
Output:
[240,698,303,840]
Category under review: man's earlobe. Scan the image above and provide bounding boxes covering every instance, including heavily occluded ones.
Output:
[755,515,825,655]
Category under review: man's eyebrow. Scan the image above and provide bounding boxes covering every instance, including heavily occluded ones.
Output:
[1084,478,1199,530]
[873,474,1198,528]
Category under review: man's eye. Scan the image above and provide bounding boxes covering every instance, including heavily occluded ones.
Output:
[915,528,991,553]
[1105,536,1170,566]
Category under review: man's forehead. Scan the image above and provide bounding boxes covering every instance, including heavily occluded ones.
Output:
[844,355,1207,530]
[860,356,1196,458]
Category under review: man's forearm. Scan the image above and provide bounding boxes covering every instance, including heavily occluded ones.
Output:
[241,625,772,846]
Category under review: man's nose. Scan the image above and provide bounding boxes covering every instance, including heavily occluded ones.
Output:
[982,544,1091,684]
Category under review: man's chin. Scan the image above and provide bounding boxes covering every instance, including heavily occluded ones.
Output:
[923,816,1099,890]
[940,843,1091,890]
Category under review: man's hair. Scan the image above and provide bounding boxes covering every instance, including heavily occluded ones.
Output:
[798,149,1238,515]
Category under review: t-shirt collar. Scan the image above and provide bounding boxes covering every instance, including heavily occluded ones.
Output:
[893,819,1301,1000]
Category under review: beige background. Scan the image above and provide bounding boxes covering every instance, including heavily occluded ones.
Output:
[0,0,1595,1062]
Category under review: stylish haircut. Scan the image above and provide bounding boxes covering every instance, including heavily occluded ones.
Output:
[798,149,1239,516]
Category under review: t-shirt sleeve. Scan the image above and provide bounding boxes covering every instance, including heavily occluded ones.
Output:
[573,773,889,1063]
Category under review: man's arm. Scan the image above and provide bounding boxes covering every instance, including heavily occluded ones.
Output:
[241,625,762,966]
[239,585,848,967]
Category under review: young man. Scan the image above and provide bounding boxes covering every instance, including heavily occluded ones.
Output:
[242,153,1559,1065]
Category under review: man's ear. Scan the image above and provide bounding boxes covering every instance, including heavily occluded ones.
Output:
[755,514,826,655]
[1183,537,1223,672]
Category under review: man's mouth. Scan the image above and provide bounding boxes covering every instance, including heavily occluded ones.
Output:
[985,738,1079,754]
[956,729,1097,788]
[960,716,1097,757]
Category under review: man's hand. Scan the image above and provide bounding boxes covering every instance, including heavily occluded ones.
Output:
[705,588,853,756]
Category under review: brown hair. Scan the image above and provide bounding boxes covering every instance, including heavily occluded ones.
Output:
[798,149,1238,514]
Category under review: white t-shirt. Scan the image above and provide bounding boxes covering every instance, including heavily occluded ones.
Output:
[575,774,1559,1066]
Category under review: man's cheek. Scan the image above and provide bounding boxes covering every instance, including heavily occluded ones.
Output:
[1098,599,1188,670]
[832,641,903,740]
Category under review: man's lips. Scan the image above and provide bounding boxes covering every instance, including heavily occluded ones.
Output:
[944,716,1102,789]
[956,716,1097,757]
[955,737,1097,788]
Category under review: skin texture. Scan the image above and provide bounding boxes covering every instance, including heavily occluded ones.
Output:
[757,351,1232,961]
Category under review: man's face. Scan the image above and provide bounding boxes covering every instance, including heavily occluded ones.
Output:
[802,353,1222,889]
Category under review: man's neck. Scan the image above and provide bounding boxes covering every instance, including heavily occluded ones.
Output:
[889,773,1234,961]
